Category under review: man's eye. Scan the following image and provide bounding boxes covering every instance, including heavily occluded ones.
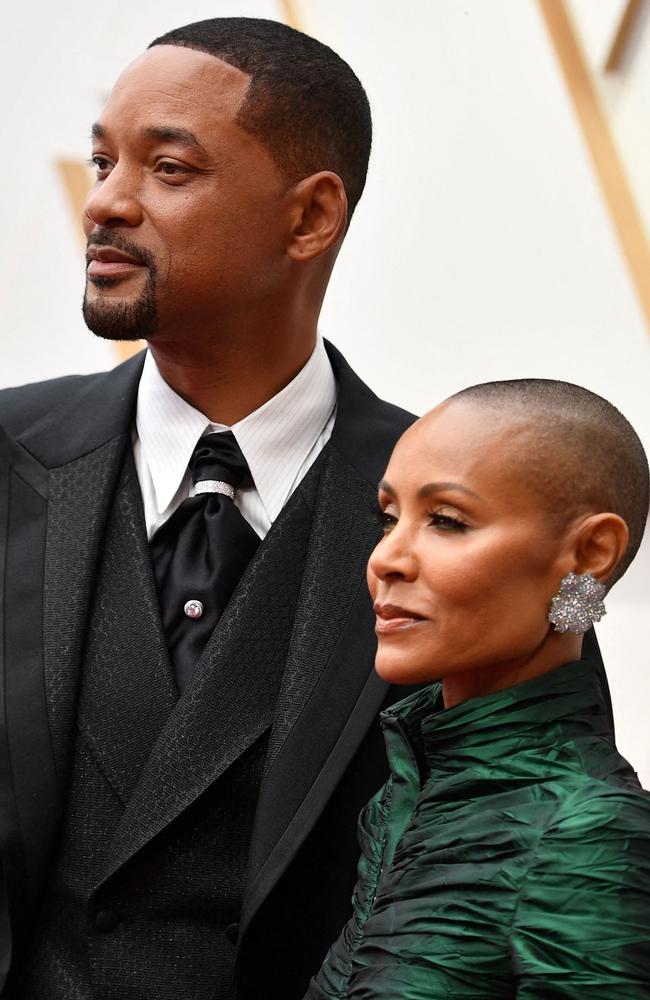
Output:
[158,161,187,176]
[88,156,111,174]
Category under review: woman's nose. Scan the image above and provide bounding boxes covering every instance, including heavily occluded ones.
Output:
[368,525,418,582]
[84,165,143,229]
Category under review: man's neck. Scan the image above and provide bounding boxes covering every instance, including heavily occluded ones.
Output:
[147,327,318,425]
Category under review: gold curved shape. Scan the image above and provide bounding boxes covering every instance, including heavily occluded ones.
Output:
[538,0,650,334]
[278,0,303,31]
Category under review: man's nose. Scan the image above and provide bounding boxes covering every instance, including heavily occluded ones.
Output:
[84,164,143,229]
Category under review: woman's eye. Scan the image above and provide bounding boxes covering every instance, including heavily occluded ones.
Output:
[375,509,398,532]
[430,512,468,532]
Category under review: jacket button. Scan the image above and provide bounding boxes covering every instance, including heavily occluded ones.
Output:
[94,908,120,933]
[225,922,239,945]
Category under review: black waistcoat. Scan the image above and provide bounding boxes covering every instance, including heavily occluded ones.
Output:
[7,447,324,1000]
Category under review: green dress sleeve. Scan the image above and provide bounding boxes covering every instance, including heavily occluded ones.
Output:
[511,786,650,998]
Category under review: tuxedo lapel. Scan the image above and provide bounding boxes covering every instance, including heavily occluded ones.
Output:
[265,445,381,770]
[43,436,129,775]
[0,354,144,912]
[262,341,414,777]
[242,445,388,932]
[7,355,145,781]
[100,453,324,883]
[0,429,54,903]
[241,343,416,934]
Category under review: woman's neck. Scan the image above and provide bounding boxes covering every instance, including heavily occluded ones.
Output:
[442,631,583,709]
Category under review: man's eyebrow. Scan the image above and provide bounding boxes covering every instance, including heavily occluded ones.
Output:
[89,122,210,158]
[142,125,209,157]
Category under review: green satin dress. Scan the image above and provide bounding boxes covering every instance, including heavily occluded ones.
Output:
[306,660,650,998]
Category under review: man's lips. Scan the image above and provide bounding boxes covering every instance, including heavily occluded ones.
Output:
[86,244,147,278]
[373,603,426,635]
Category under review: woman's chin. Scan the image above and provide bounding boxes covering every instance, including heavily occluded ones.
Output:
[374,653,442,686]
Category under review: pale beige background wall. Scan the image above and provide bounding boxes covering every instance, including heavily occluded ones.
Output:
[2,0,649,782]
[569,0,650,237]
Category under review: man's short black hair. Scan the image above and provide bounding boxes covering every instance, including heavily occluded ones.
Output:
[149,17,372,220]
[449,379,649,588]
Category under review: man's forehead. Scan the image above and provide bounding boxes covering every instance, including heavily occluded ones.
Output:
[108,44,251,115]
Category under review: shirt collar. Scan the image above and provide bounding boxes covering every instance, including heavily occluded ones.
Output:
[135,338,337,521]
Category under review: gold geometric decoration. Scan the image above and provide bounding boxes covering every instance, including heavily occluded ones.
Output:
[538,0,650,334]
[604,0,643,72]
[57,159,95,248]
[278,0,303,30]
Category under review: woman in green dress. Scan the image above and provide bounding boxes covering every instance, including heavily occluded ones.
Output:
[306,379,650,999]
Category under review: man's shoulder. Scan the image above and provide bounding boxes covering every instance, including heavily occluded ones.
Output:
[0,372,101,439]
[368,393,416,435]
[326,343,417,483]
[0,355,145,459]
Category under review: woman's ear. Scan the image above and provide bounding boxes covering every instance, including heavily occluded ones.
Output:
[285,172,348,262]
[571,512,629,584]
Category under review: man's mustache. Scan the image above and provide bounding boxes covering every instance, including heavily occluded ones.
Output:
[85,229,157,272]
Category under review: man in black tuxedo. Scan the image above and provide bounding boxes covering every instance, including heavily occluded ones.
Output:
[0,17,610,1000]
[0,17,416,1000]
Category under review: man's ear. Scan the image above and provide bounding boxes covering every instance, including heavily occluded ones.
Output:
[285,172,348,261]
[570,512,629,584]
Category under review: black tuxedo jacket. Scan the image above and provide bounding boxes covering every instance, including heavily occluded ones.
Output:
[0,342,420,997]
[0,342,610,998]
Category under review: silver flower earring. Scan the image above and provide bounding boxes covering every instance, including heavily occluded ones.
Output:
[547,572,607,634]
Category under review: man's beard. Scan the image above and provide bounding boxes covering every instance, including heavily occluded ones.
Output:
[82,231,160,342]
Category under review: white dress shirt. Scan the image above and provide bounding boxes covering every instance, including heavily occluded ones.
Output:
[133,338,337,540]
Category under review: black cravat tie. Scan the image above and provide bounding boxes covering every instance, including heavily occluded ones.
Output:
[150,431,260,691]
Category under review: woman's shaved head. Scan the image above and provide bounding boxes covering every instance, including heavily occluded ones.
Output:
[448,379,649,587]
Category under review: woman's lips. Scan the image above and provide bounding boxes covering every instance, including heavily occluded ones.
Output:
[374,603,426,635]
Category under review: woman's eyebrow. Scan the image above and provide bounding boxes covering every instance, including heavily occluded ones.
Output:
[417,481,484,502]
[378,479,484,502]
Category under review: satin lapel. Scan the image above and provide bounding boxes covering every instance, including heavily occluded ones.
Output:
[0,429,54,907]
[242,444,388,933]
[15,352,145,779]
[100,462,319,884]
[241,343,417,935]
[1,425,130,895]
[43,435,129,776]
[266,445,381,767]
[0,354,143,917]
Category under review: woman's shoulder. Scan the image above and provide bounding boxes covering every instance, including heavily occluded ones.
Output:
[512,778,650,989]
[548,770,650,830]
[529,775,650,882]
